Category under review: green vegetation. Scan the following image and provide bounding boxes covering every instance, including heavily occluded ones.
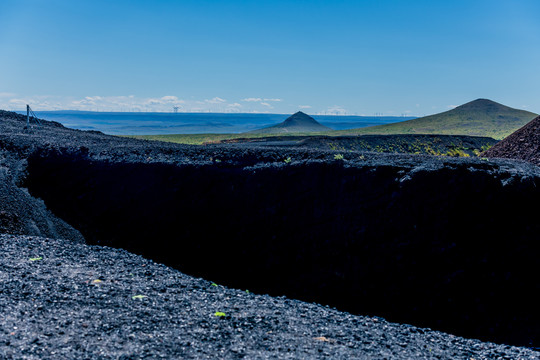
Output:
[132,295,147,300]
[214,312,227,317]
[129,99,529,157]
[320,136,495,157]
[480,144,493,152]
[334,99,537,140]
[334,154,344,160]
[130,99,535,146]
[445,148,470,157]
[131,133,494,157]
[29,257,43,261]
[328,142,346,151]
[129,133,248,145]
[127,132,330,145]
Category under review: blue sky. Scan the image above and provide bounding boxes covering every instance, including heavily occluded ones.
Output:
[1,0,539,115]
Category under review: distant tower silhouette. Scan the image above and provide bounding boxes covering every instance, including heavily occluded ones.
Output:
[25,104,41,130]
[173,106,180,114]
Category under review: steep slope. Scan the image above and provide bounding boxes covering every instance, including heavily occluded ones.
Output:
[337,99,537,139]
[0,110,85,241]
[483,115,540,166]
[246,111,332,134]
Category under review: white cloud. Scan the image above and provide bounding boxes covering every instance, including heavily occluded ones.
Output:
[298,105,311,109]
[144,95,185,106]
[8,98,27,106]
[160,95,181,102]
[324,105,348,115]
[0,94,287,113]
[243,97,282,103]
[0,92,15,98]
[205,97,226,104]
[72,96,100,105]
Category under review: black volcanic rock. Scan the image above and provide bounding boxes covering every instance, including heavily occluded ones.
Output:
[2,234,539,359]
[247,111,332,134]
[483,115,540,166]
[2,108,540,354]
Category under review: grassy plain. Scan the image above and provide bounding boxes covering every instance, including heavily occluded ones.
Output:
[128,132,330,145]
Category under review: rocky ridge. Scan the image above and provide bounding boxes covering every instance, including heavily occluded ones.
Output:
[483,115,540,166]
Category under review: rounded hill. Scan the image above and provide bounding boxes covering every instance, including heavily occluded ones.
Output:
[245,111,332,134]
[337,99,538,139]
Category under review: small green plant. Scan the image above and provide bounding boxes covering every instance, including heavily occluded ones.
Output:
[132,295,147,300]
[284,157,292,164]
[444,147,471,157]
[245,290,250,294]
[334,154,344,160]
[211,283,218,287]
[214,312,227,317]
[481,144,493,152]
[29,257,42,261]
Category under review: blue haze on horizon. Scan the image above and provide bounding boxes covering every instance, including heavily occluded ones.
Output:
[18,110,415,135]
[1,0,539,116]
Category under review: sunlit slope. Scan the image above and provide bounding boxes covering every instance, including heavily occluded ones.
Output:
[336,99,538,140]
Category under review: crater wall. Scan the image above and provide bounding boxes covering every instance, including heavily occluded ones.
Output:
[25,150,540,348]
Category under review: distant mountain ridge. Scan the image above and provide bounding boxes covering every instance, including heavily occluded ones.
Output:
[336,99,538,139]
[245,111,332,134]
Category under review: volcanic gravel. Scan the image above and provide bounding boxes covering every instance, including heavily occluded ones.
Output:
[484,115,540,166]
[1,110,540,358]
[1,234,539,359]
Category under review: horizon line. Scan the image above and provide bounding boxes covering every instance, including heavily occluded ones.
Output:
[9,109,419,117]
